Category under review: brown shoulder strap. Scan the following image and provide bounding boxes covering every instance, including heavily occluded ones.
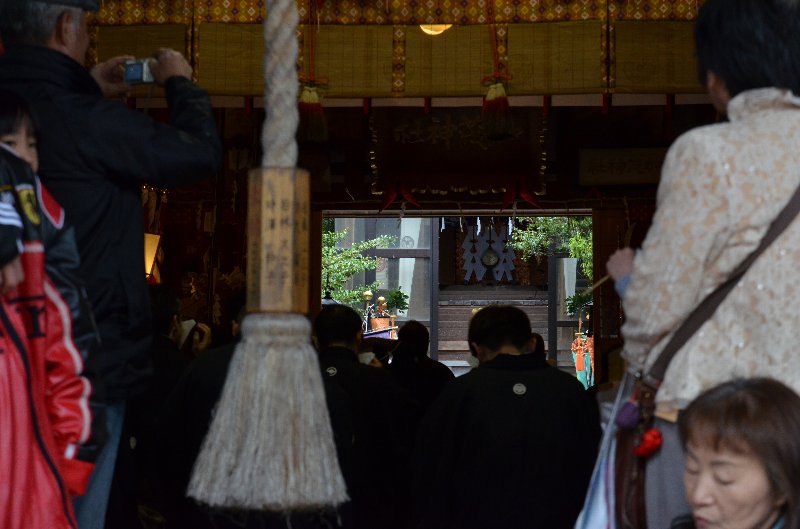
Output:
[648,183,800,383]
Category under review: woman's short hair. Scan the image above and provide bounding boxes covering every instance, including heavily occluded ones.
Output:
[679,378,800,528]
[695,0,800,97]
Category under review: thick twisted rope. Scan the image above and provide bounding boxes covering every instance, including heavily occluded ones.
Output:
[263,0,298,168]
[188,0,347,510]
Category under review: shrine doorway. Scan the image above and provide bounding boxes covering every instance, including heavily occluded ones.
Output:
[324,213,593,379]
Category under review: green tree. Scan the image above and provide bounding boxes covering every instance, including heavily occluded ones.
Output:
[508,216,592,316]
[508,216,593,281]
[322,227,395,308]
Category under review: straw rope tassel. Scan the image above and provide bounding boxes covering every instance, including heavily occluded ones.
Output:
[187,0,348,510]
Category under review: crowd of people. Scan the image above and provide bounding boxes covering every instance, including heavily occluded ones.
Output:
[114,303,599,529]
[2,0,800,528]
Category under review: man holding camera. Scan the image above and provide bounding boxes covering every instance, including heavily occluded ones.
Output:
[0,1,222,527]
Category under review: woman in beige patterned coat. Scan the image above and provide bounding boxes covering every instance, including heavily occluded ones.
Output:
[606,0,800,525]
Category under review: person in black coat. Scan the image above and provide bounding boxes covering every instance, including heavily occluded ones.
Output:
[106,284,197,529]
[388,320,454,413]
[154,299,351,529]
[314,305,419,529]
[412,305,601,529]
[0,2,222,526]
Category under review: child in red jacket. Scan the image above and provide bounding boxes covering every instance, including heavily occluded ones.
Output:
[0,89,97,529]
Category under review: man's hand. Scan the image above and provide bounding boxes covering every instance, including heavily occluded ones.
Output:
[191,323,212,355]
[149,48,193,85]
[90,56,133,98]
[606,247,635,281]
[0,256,24,295]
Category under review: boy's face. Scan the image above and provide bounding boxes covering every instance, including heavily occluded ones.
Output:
[1,122,38,173]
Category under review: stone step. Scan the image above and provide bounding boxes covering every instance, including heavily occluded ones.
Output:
[439,287,547,297]
[439,340,468,351]
[439,291,548,303]
[438,339,550,348]
[436,351,579,374]
[439,299,549,306]
[438,304,548,310]
[439,296,551,305]
[438,328,549,341]
[438,313,547,322]
[438,309,547,316]
[438,307,547,316]
[437,314,548,324]
[438,324,548,330]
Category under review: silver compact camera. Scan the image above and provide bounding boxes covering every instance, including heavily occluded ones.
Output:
[123,59,155,84]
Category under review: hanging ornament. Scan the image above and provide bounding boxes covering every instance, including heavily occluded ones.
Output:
[634,428,664,458]
[462,224,489,282]
[493,224,515,282]
[377,180,420,212]
[535,95,551,195]
[297,0,328,143]
[481,22,512,140]
[482,80,511,140]
[298,84,327,142]
[368,109,384,196]
[501,180,543,210]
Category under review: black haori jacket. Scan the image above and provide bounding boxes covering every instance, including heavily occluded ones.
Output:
[0,45,222,402]
[412,353,603,529]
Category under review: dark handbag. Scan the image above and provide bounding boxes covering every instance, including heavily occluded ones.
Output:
[613,182,800,529]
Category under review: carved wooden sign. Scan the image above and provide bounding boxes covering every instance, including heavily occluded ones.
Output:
[579,148,667,185]
[247,167,310,313]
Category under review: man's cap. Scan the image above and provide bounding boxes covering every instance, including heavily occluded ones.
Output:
[34,0,100,11]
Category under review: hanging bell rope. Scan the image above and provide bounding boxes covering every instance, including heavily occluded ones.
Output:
[188,0,348,511]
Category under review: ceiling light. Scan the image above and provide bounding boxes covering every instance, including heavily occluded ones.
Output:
[419,24,453,36]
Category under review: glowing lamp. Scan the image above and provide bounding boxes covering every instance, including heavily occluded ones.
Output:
[144,232,161,278]
[419,24,453,36]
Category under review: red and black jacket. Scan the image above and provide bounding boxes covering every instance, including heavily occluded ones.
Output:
[0,146,96,529]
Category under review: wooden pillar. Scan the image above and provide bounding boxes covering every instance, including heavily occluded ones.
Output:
[591,206,625,384]
[591,204,654,384]
[308,209,323,317]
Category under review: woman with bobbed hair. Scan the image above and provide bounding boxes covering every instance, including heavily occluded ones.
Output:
[671,378,800,529]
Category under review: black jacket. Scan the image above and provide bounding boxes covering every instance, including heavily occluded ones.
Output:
[156,342,352,529]
[0,45,222,402]
[412,353,602,529]
[388,351,455,413]
[319,346,419,529]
